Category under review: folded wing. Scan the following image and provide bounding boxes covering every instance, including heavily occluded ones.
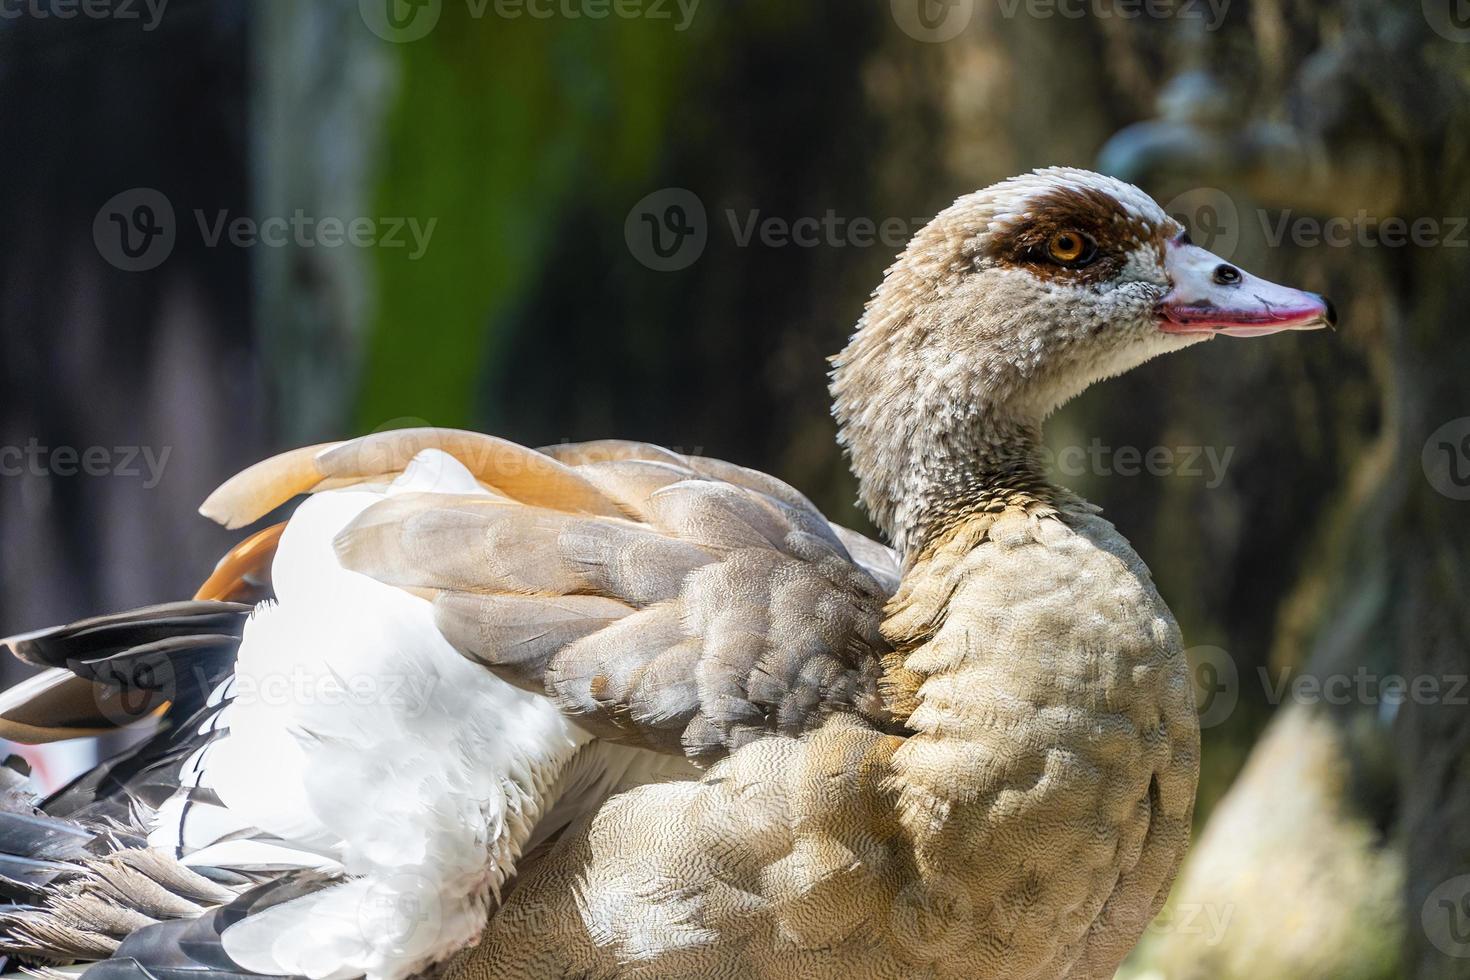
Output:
[206,430,902,766]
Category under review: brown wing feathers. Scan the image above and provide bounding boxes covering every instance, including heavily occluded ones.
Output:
[207,429,899,764]
[198,429,643,530]
[197,442,340,530]
[193,522,285,604]
[188,428,903,764]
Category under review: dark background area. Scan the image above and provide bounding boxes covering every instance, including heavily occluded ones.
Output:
[2,1,1468,975]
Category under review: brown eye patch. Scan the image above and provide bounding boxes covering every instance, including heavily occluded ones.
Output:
[988,185,1165,285]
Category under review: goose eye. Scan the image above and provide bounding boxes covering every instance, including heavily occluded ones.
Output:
[1046,230,1095,266]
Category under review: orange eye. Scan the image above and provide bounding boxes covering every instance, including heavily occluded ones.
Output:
[1047,230,1094,265]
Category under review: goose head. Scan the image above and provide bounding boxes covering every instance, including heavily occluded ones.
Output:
[831,167,1333,555]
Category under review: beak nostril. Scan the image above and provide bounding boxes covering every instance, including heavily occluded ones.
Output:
[1212,264,1242,286]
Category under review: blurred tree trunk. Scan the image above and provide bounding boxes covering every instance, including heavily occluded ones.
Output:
[252,0,397,444]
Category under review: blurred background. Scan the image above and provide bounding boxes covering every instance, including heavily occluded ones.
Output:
[1,0,1468,976]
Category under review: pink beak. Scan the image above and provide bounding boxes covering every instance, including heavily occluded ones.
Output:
[1159,239,1336,337]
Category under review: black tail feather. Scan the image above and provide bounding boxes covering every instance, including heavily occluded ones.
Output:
[3,603,252,673]
[77,873,329,980]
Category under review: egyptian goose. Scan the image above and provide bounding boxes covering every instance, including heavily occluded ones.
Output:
[0,168,1331,980]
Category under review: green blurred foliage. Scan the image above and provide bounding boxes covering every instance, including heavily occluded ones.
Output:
[362,7,699,429]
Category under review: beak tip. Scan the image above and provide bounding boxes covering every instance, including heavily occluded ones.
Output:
[1313,293,1339,329]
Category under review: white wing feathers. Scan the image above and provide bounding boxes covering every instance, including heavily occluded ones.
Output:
[154,451,593,980]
